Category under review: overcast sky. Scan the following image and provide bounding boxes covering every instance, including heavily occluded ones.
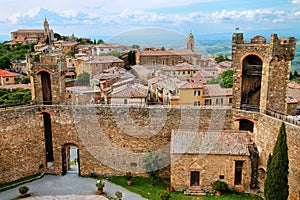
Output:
[0,0,299,39]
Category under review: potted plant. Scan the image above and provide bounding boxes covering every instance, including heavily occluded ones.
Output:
[125,172,132,186]
[158,190,171,200]
[19,186,29,197]
[212,180,228,195]
[96,179,105,195]
[115,191,122,200]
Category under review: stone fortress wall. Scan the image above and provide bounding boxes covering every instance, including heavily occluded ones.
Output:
[0,105,299,199]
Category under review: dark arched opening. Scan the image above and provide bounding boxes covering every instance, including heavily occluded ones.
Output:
[241,55,262,110]
[43,112,54,163]
[239,119,254,132]
[39,71,52,105]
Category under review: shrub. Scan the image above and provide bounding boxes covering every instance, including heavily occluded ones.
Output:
[115,191,122,199]
[212,180,228,192]
[125,172,132,180]
[19,186,29,194]
[158,190,171,200]
[96,180,105,189]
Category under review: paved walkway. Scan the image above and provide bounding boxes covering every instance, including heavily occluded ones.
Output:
[0,173,146,200]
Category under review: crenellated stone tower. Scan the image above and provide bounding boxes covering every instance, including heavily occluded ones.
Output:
[27,54,67,105]
[232,33,296,114]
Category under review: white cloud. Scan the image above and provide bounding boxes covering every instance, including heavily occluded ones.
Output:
[292,0,300,4]
[54,10,78,18]
[7,7,41,24]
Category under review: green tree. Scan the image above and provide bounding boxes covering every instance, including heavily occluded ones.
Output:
[142,151,162,186]
[67,50,75,57]
[264,122,289,200]
[132,44,140,49]
[74,72,90,86]
[219,69,233,88]
[294,70,298,77]
[215,55,225,63]
[33,55,40,62]
[99,50,121,58]
[127,50,136,66]
[54,33,61,40]
[0,55,12,69]
[97,39,104,44]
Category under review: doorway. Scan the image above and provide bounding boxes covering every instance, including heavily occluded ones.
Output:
[190,171,200,186]
[62,144,80,175]
[39,71,52,105]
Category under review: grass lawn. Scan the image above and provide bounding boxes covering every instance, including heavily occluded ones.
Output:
[108,176,262,200]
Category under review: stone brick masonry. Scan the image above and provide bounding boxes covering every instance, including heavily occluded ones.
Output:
[0,105,299,199]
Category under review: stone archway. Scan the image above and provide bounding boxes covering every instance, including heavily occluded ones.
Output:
[37,71,52,105]
[241,55,263,109]
[62,143,80,175]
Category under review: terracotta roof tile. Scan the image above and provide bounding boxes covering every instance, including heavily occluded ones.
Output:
[0,69,20,77]
[111,84,147,98]
[172,131,253,155]
[203,84,232,97]
[179,82,203,89]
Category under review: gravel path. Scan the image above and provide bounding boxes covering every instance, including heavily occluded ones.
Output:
[0,173,146,200]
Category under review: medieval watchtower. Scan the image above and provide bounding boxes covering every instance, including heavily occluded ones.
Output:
[232,33,296,114]
[187,32,195,52]
[27,54,67,105]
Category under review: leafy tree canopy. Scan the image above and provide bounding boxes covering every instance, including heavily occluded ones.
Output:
[97,39,104,44]
[74,72,90,86]
[0,55,12,69]
[264,122,289,200]
[207,69,233,88]
[142,151,163,185]
[0,88,31,107]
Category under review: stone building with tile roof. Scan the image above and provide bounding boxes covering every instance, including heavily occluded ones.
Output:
[0,69,20,85]
[171,130,254,192]
[9,18,55,44]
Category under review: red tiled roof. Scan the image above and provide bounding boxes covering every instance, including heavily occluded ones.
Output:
[202,84,232,97]
[112,85,147,98]
[0,69,20,77]
[179,82,203,89]
[172,131,253,155]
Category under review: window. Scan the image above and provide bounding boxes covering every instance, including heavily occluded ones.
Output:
[194,101,200,106]
[124,99,128,104]
[229,98,233,103]
[204,99,212,105]
[219,175,224,179]
[234,161,244,185]
[188,71,191,74]
[183,71,185,74]
[216,98,224,104]
[162,60,165,65]
[152,60,156,65]
[194,91,201,96]
[130,162,137,168]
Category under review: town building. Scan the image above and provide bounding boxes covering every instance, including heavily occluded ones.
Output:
[135,33,201,66]
[109,83,148,105]
[9,18,55,44]
[76,56,125,78]
[0,69,20,85]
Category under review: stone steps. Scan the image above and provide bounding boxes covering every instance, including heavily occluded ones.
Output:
[184,187,207,196]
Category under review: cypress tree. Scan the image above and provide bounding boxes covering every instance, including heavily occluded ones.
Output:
[264,122,289,200]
